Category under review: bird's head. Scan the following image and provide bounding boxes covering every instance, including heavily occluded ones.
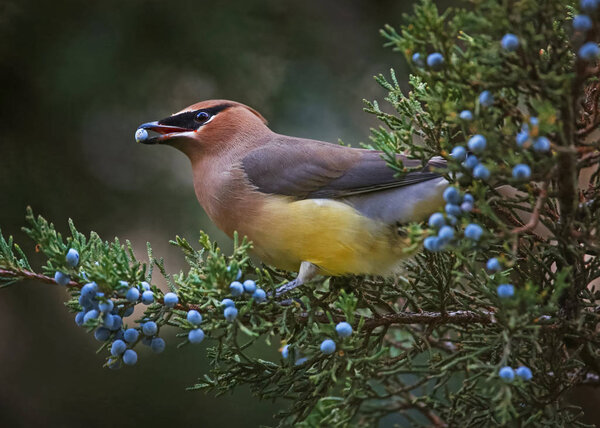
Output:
[136,99,268,157]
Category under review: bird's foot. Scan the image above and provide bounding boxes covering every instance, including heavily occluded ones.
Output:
[275,279,302,297]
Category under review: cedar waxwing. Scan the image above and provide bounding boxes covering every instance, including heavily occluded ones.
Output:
[136,100,448,295]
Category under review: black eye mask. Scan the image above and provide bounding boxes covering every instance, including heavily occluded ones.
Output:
[158,103,234,131]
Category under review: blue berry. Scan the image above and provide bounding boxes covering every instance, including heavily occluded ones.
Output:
[500,33,519,51]
[109,315,122,331]
[479,91,494,107]
[516,366,533,381]
[335,322,353,338]
[320,339,336,355]
[114,329,125,340]
[438,226,455,242]
[450,146,467,161]
[94,327,111,342]
[468,134,486,153]
[243,280,257,294]
[227,266,242,280]
[125,287,140,303]
[141,290,154,305]
[110,339,127,356]
[122,349,138,365]
[187,310,202,325]
[142,321,158,336]
[516,130,529,147]
[81,282,98,298]
[163,292,178,308]
[426,52,444,70]
[140,281,151,291]
[574,14,593,32]
[229,281,244,297]
[150,337,166,353]
[412,52,425,67]
[581,0,599,13]
[428,213,445,229]
[252,288,267,302]
[463,154,479,169]
[123,306,134,317]
[486,258,502,272]
[464,224,483,241]
[473,164,490,180]
[533,136,551,152]
[459,110,473,121]
[75,311,85,326]
[512,164,532,180]
[463,193,474,203]
[83,309,99,323]
[460,201,474,212]
[54,271,70,286]
[281,344,290,359]
[124,328,139,343]
[65,248,79,267]
[224,306,238,322]
[188,328,205,344]
[579,42,600,60]
[79,296,93,311]
[424,236,442,252]
[445,203,462,217]
[529,117,539,127]
[99,300,114,313]
[446,215,458,226]
[221,298,235,308]
[102,313,115,329]
[497,284,515,298]
[141,336,153,346]
[499,366,515,381]
[135,128,149,143]
[443,187,461,204]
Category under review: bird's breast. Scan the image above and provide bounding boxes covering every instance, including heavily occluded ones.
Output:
[242,196,413,275]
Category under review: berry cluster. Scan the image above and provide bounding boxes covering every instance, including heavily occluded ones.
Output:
[576,1,600,60]
[412,52,444,71]
[499,365,533,382]
[224,278,267,322]
[424,186,481,252]
[56,248,187,368]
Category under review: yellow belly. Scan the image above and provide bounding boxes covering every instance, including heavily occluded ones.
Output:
[245,196,413,276]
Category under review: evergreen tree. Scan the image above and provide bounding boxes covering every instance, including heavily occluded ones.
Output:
[1,0,599,426]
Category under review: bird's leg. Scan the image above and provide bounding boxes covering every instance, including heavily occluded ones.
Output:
[275,261,318,297]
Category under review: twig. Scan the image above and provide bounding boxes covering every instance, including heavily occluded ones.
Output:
[510,181,550,234]
[297,309,494,329]
[0,267,196,310]
[0,267,80,288]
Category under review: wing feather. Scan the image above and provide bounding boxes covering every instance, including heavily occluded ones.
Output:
[241,136,446,200]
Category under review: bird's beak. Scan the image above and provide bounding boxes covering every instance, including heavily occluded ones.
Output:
[135,121,193,145]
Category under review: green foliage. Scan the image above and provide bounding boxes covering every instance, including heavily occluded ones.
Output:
[1,0,600,426]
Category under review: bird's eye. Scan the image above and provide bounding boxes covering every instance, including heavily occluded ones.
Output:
[194,111,211,123]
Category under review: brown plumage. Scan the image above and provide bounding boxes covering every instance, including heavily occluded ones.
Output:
[138,100,448,292]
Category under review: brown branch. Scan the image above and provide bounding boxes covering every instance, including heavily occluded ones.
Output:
[510,181,550,235]
[3,267,497,328]
[0,267,195,310]
[298,309,494,329]
[0,267,80,288]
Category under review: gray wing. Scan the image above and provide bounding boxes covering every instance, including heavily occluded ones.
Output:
[241,137,446,201]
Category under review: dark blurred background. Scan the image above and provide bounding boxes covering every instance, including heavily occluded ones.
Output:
[0,0,421,426]
[2,1,600,427]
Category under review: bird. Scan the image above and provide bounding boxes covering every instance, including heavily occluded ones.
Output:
[136,99,448,295]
